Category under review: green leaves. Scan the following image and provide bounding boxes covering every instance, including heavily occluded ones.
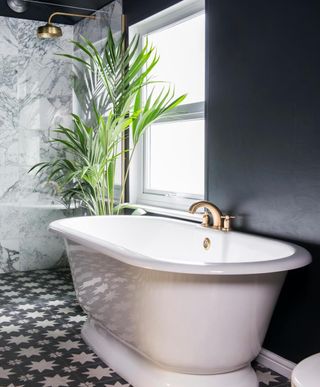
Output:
[29,111,126,215]
[31,29,186,215]
[131,87,187,145]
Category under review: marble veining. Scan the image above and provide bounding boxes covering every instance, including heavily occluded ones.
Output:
[0,16,74,273]
[0,1,122,273]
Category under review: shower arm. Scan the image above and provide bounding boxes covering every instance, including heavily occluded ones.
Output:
[48,11,96,24]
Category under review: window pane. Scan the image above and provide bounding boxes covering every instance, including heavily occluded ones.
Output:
[146,13,205,104]
[146,120,204,196]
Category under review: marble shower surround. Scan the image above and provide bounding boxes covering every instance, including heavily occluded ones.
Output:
[0,16,74,273]
[0,1,122,273]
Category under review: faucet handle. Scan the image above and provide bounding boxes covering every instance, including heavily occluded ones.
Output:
[221,215,235,232]
[201,213,210,227]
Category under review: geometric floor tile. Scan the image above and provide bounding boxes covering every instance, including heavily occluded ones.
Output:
[0,268,290,387]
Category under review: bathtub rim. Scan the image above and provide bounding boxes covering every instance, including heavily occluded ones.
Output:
[49,215,311,275]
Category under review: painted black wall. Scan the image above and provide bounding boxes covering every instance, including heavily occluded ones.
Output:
[0,0,113,24]
[123,0,181,25]
[124,0,320,363]
[206,0,320,363]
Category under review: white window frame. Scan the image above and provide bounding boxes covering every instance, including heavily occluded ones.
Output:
[129,0,205,211]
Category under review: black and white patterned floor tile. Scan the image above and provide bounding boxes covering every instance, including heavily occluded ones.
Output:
[0,268,290,387]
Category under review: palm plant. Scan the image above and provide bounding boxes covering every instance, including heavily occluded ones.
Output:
[30,30,186,215]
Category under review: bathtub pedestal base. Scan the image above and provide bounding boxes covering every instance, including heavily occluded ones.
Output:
[82,319,258,387]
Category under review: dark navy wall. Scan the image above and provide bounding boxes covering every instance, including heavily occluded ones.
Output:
[206,0,320,363]
[124,0,320,363]
[0,0,113,24]
[123,0,182,25]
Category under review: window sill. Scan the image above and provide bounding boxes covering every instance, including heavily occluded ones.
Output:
[128,203,203,223]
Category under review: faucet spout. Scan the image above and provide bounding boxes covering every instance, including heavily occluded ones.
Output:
[189,200,223,229]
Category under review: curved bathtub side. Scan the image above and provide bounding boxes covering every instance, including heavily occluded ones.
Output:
[65,238,286,374]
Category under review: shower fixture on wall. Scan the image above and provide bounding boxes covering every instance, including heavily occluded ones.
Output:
[7,0,28,13]
[37,11,96,38]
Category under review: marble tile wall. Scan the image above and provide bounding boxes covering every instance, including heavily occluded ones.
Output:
[0,17,75,272]
[0,1,121,273]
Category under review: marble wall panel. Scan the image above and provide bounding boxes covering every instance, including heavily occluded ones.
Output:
[18,235,67,271]
[0,239,19,272]
[0,1,120,273]
[16,18,73,59]
[0,18,19,55]
[0,204,20,239]
[0,55,18,168]
[18,57,72,104]
[0,166,20,198]
[0,16,74,273]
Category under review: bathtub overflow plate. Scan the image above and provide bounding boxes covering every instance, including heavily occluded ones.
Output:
[203,237,211,250]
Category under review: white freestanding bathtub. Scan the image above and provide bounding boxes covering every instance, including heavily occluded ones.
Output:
[49,215,311,387]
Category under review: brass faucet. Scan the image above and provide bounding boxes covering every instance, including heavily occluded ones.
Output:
[188,200,235,231]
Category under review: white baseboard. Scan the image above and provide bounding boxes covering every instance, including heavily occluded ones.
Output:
[256,348,296,379]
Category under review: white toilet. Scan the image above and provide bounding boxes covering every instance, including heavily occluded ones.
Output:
[291,353,320,387]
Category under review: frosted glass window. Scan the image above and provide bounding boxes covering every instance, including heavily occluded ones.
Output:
[147,120,204,196]
[146,13,205,104]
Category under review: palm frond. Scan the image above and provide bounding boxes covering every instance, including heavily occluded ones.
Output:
[31,28,186,215]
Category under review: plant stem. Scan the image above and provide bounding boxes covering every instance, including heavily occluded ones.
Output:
[117,144,136,215]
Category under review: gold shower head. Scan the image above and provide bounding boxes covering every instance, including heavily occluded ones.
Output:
[37,23,62,38]
[37,12,96,39]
